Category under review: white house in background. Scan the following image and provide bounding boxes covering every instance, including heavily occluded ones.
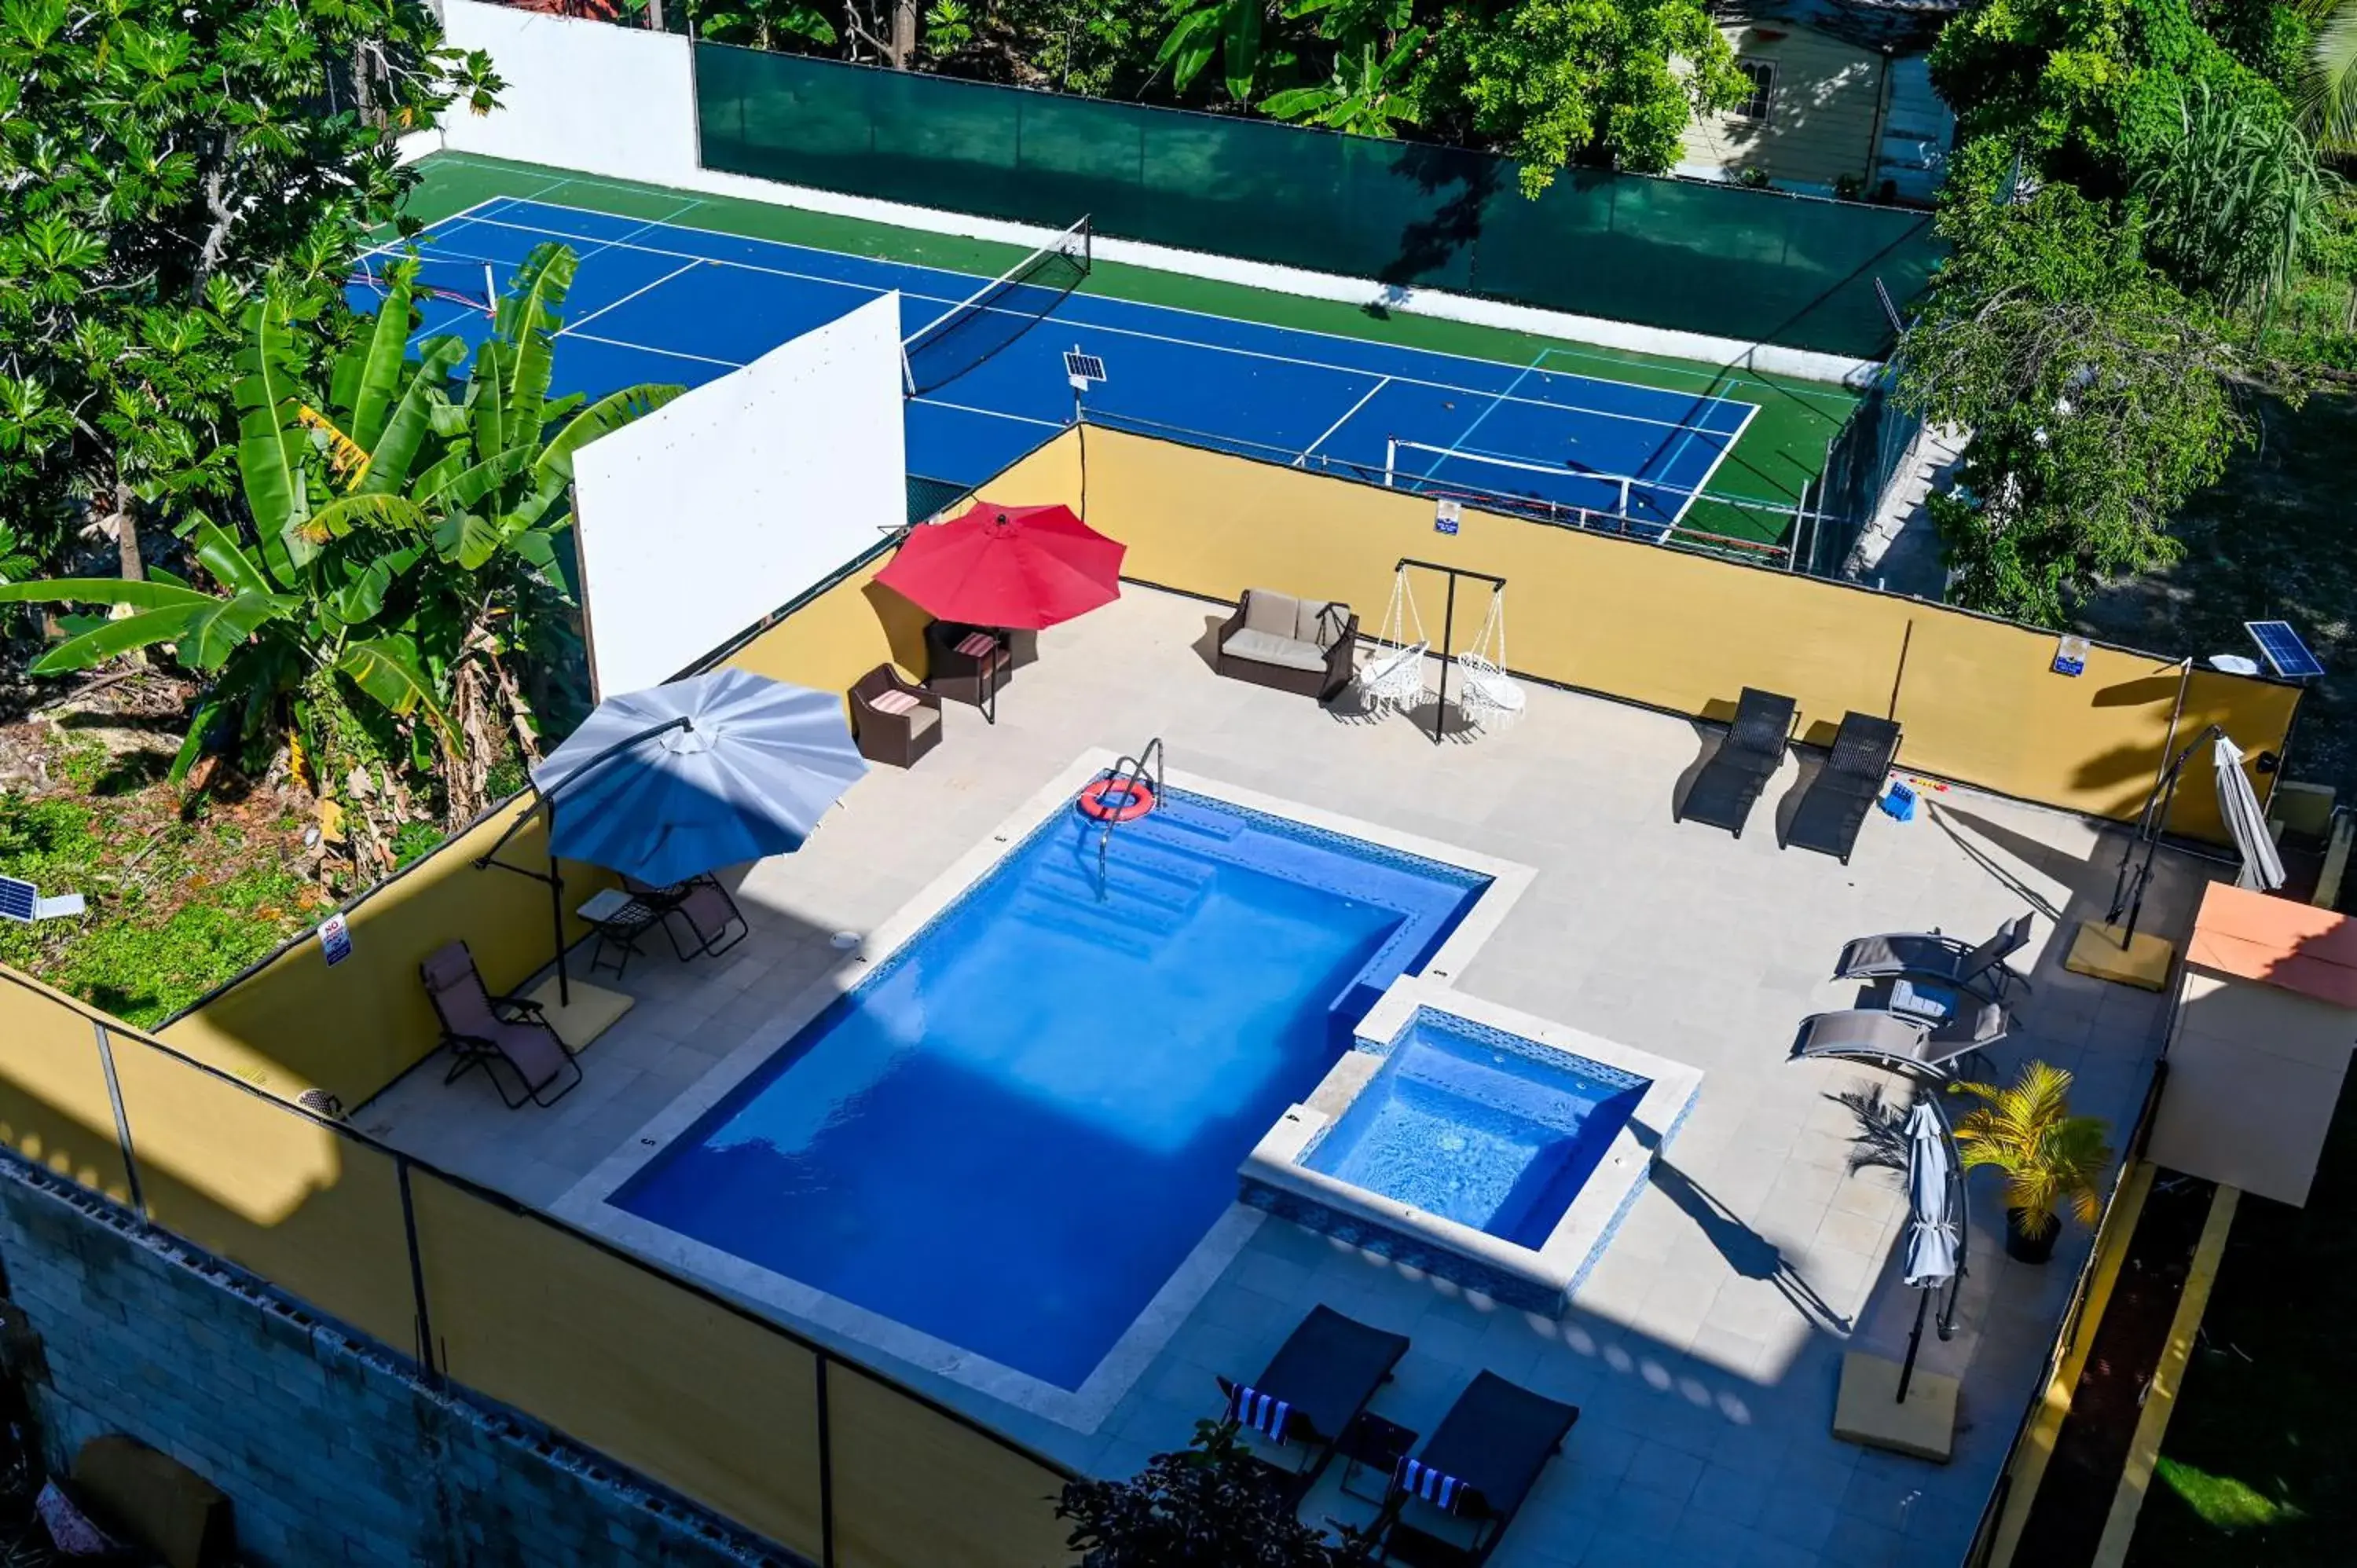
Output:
[1676,0,1959,203]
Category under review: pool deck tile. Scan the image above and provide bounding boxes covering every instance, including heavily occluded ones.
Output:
[354,584,2220,1568]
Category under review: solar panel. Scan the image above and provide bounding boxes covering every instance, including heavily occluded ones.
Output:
[1064,349,1106,383]
[2245,620,2325,680]
[0,876,35,923]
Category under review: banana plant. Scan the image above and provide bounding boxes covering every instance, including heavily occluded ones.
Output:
[1260,27,1424,137]
[0,244,682,815]
[1157,0,1272,101]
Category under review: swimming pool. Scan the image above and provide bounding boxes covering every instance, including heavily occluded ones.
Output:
[1303,1012,1646,1250]
[607,782,1491,1394]
[1244,981,1703,1315]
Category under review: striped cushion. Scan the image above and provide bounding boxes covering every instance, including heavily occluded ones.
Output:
[954,632,999,658]
[869,688,920,716]
[1227,1384,1291,1445]
[1396,1456,1469,1514]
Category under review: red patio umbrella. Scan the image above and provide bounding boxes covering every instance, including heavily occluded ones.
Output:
[876,501,1124,630]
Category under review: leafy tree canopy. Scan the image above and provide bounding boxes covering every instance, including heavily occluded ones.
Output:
[1928,0,2305,192]
[0,0,500,573]
[1895,144,2253,626]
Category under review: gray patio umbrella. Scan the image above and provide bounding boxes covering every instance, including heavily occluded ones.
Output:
[1896,1097,1962,1401]
[479,667,868,1001]
[2213,735,2287,894]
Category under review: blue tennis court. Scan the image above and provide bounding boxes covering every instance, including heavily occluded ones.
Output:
[356,196,1758,541]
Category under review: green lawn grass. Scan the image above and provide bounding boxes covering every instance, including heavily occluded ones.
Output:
[397,152,1859,551]
[0,730,326,1026]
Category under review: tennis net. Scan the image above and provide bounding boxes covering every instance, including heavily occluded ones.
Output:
[901,216,1091,396]
[346,251,499,318]
[1382,438,1808,559]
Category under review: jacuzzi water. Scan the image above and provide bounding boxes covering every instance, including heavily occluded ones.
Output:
[1303,1013,1648,1250]
[610,787,1489,1390]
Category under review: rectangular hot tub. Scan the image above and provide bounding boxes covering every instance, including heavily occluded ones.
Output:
[1241,979,1703,1315]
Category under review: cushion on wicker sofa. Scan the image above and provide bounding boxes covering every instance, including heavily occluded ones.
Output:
[1243,590,1300,637]
[1220,628,1329,672]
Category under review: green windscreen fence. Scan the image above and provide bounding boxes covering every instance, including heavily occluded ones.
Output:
[693,44,1944,360]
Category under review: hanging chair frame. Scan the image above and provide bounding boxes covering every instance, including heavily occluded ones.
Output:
[1393,558,1508,745]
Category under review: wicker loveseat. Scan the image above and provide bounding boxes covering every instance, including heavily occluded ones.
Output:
[1215,589,1358,701]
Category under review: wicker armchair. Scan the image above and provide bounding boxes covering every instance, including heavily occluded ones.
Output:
[850,664,944,768]
[923,621,1014,709]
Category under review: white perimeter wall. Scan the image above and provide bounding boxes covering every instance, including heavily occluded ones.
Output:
[431,0,1879,386]
[439,3,698,185]
[574,293,906,696]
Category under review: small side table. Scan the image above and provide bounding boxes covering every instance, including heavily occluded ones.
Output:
[1335,1410,1417,1506]
[577,887,665,979]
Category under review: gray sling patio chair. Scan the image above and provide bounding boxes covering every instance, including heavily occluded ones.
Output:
[420,941,582,1109]
[1790,1000,2010,1076]
[1832,914,2034,1005]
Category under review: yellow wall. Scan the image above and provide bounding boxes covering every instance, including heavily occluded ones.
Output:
[722,438,1085,700]
[1680,23,1886,189]
[828,1365,1075,1568]
[409,1170,828,1561]
[1003,427,2294,841]
[0,971,135,1203]
[161,799,621,1108]
[106,1032,419,1349]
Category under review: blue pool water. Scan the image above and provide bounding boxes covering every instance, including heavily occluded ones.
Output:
[612,788,1488,1390]
[1304,1013,1647,1250]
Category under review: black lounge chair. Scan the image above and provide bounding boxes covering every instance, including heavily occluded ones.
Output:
[1215,1305,1409,1501]
[1378,1371,1580,1567]
[1791,1000,2010,1076]
[1785,711,1903,863]
[1677,687,1796,837]
[1833,914,2035,1005]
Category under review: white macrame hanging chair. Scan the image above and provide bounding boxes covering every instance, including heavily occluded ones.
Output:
[1453,587,1524,729]
[1353,565,1430,710]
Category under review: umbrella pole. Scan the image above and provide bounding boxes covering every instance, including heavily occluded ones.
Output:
[1897,1286,1930,1403]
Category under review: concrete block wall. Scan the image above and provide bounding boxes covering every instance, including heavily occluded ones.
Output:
[0,1156,807,1568]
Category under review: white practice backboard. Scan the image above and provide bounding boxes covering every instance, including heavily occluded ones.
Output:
[572,291,907,696]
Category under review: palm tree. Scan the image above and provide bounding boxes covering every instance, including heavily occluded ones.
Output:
[1947,1061,2113,1259]
[2306,2,2357,151]
[0,244,680,852]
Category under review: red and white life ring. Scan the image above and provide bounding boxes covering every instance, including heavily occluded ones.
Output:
[1076,776,1156,822]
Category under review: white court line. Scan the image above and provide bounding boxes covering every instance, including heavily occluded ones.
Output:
[1671,400,1761,527]
[911,397,1067,430]
[463,181,1778,407]
[1294,376,1391,466]
[458,207,1752,438]
[559,260,702,338]
[354,195,511,269]
[565,330,744,370]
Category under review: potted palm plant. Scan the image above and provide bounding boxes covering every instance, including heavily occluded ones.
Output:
[1949,1061,2114,1264]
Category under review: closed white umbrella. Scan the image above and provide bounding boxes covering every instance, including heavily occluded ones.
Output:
[2213,735,2286,893]
[1901,1100,1959,1288]
[1897,1098,1960,1401]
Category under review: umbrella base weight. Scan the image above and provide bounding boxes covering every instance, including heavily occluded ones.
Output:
[1833,1350,1956,1463]
[2063,921,2176,991]
[522,977,636,1051]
